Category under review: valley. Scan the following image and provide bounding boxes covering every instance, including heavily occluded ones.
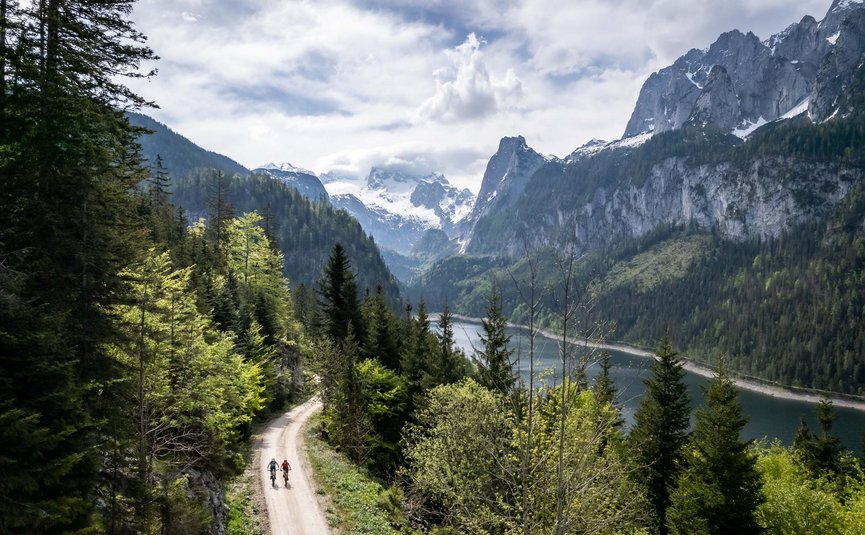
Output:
[5,0,865,533]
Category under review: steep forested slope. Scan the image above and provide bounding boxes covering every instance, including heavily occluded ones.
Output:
[128,112,249,177]
[171,170,401,306]
[130,115,401,305]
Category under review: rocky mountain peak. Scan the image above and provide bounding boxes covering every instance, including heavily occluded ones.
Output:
[461,135,547,235]
[689,65,740,131]
[624,0,865,139]
[822,0,865,35]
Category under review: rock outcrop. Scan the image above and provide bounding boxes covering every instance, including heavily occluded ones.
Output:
[689,66,740,132]
[811,8,865,120]
[624,0,865,137]
[459,136,548,241]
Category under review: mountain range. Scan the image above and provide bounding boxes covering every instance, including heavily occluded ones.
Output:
[130,115,401,305]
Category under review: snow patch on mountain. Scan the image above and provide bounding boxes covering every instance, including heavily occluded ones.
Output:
[253,162,329,202]
[566,133,653,162]
[324,167,474,256]
[733,117,769,139]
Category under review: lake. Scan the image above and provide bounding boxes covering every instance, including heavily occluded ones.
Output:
[450,320,865,453]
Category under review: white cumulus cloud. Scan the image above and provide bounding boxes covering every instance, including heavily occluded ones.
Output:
[417,33,523,123]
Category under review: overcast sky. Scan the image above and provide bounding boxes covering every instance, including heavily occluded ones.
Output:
[128,0,832,191]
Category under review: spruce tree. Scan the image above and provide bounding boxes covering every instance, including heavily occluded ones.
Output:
[362,284,402,371]
[628,327,690,535]
[593,350,616,407]
[792,400,845,476]
[667,366,764,535]
[401,299,434,386]
[476,289,515,395]
[422,305,466,389]
[319,242,363,344]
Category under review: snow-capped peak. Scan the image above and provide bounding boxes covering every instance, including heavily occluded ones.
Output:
[258,162,316,176]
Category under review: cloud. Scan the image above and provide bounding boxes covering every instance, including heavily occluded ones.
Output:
[315,142,490,191]
[416,33,523,123]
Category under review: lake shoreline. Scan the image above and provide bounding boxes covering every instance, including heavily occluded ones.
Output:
[450,314,865,413]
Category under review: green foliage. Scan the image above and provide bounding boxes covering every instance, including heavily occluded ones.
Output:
[357,359,410,472]
[593,234,713,293]
[629,328,691,534]
[529,384,649,534]
[306,413,406,535]
[362,285,403,371]
[756,445,846,535]
[421,306,467,390]
[0,0,155,529]
[401,378,518,533]
[792,400,854,480]
[320,243,365,344]
[169,169,401,307]
[400,299,437,406]
[108,251,266,472]
[667,366,764,534]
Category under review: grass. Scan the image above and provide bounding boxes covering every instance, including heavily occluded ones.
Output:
[304,413,407,534]
[226,456,264,535]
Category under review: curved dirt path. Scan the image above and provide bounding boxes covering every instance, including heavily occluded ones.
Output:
[257,397,329,535]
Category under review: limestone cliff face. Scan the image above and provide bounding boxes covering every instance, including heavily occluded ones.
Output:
[467,156,862,257]
[624,1,865,137]
[689,66,741,132]
[812,8,865,120]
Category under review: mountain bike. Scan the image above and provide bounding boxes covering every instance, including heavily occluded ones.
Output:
[283,467,290,487]
[270,467,277,487]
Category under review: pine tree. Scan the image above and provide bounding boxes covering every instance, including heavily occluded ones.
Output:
[792,400,845,476]
[401,299,434,386]
[593,350,616,407]
[362,284,402,371]
[422,305,466,389]
[207,171,234,248]
[628,327,691,535]
[326,325,369,463]
[319,242,363,344]
[476,290,515,395]
[813,399,844,475]
[667,365,764,535]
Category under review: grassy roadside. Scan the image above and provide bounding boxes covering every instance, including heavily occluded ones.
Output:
[226,456,265,535]
[304,412,409,534]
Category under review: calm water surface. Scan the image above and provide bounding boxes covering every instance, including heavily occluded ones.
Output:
[450,320,865,453]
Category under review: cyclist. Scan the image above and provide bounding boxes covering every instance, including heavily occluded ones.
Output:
[281,459,291,485]
[267,458,279,485]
